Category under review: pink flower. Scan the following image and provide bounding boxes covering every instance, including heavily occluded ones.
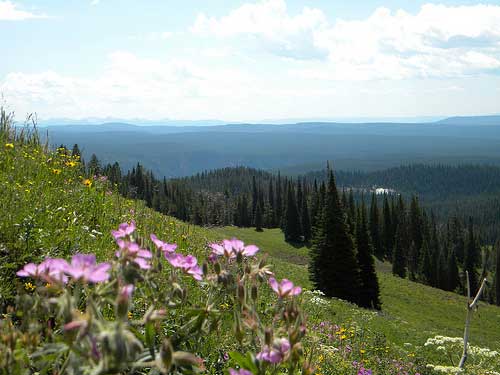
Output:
[150,234,177,253]
[256,338,291,364]
[111,221,136,240]
[165,253,203,281]
[269,277,301,298]
[229,369,253,375]
[17,258,69,284]
[120,284,134,300]
[116,239,152,269]
[64,254,111,283]
[209,238,259,259]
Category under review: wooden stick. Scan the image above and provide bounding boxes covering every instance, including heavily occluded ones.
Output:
[457,271,487,371]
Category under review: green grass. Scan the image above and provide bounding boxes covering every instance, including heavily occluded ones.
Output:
[211,226,500,351]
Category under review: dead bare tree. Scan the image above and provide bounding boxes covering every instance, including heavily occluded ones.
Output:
[457,271,487,372]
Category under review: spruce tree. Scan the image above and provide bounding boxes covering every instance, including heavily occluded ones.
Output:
[255,201,263,232]
[392,220,407,278]
[369,193,383,260]
[382,194,393,261]
[463,217,479,295]
[309,171,361,304]
[356,199,382,310]
[419,238,433,285]
[301,189,312,241]
[495,243,500,306]
[283,183,302,242]
[447,247,460,292]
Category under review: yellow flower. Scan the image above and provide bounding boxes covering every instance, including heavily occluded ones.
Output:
[83,178,92,188]
[127,311,133,320]
[4,143,14,149]
[65,161,77,167]
[318,354,324,363]
[360,349,366,354]
[52,168,62,175]
[24,282,36,291]
[341,334,347,340]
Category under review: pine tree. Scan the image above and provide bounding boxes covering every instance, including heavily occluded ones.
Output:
[301,182,312,242]
[356,199,382,310]
[251,176,258,222]
[392,219,407,278]
[71,144,81,157]
[447,246,460,292]
[255,201,263,232]
[495,243,500,306]
[382,194,393,261]
[309,171,361,304]
[463,217,480,295]
[87,154,101,176]
[419,238,433,285]
[283,183,302,242]
[369,193,383,260]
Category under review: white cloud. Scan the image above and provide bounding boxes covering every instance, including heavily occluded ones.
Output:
[0,1,46,20]
[0,52,258,120]
[191,0,329,60]
[192,1,500,79]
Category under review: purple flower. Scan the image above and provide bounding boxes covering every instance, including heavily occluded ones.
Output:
[229,369,253,375]
[116,239,152,269]
[111,221,136,240]
[120,284,134,300]
[256,338,290,364]
[64,254,111,283]
[209,238,259,259]
[150,234,177,253]
[357,368,372,375]
[17,258,69,284]
[269,277,301,298]
[165,253,203,281]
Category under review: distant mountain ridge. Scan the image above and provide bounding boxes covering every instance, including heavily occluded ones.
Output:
[41,114,500,178]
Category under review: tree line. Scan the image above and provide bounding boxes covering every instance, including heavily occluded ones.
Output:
[68,145,500,307]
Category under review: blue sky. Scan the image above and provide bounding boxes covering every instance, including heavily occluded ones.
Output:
[2,0,500,121]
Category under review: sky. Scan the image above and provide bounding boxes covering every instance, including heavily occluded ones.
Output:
[1,0,500,121]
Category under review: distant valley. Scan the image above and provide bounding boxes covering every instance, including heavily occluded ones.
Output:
[41,115,500,178]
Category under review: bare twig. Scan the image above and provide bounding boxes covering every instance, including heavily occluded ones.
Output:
[457,271,487,371]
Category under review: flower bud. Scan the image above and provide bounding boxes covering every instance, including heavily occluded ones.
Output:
[291,342,303,361]
[214,262,221,275]
[265,328,273,345]
[251,284,258,301]
[245,265,251,274]
[202,262,208,276]
[237,282,245,304]
[159,339,173,372]
[236,251,243,264]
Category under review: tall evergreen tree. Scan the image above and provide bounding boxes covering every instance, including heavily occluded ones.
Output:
[495,242,500,306]
[419,238,433,285]
[369,193,384,260]
[392,218,407,278]
[309,171,361,304]
[283,183,302,242]
[255,201,263,232]
[463,217,480,294]
[447,246,460,292]
[301,181,312,241]
[382,194,393,261]
[356,199,382,310]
